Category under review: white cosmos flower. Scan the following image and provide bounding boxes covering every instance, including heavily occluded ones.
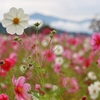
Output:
[53,45,63,55]
[2,7,29,35]
[55,57,64,65]
[52,85,58,91]
[87,71,97,80]
[88,84,99,99]
[20,65,27,73]
[41,39,49,47]
[94,81,100,92]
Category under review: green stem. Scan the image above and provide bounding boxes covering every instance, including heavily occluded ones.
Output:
[24,31,40,66]
[18,41,29,56]
[41,37,53,67]
[36,26,38,42]
[24,32,44,85]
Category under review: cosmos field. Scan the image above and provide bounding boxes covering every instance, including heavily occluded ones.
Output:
[0,32,100,100]
[0,7,100,100]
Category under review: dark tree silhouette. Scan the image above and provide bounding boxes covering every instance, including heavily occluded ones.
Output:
[89,15,100,32]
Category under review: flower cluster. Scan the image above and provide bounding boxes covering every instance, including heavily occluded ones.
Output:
[1,7,100,100]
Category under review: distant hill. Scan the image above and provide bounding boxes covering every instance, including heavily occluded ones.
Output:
[0,23,6,34]
[30,13,92,24]
[30,13,93,34]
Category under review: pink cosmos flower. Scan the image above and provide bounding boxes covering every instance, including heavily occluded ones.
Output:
[0,69,6,77]
[1,83,7,90]
[54,63,61,74]
[12,76,31,100]
[62,49,72,60]
[8,52,17,67]
[68,78,79,93]
[0,94,9,100]
[42,50,55,62]
[61,77,79,93]
[1,59,11,71]
[35,84,40,91]
[84,58,91,68]
[91,33,100,51]
[74,66,82,74]
[0,53,17,73]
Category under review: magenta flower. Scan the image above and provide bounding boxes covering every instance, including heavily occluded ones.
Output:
[42,50,55,62]
[12,76,31,100]
[91,33,100,51]
[0,94,9,100]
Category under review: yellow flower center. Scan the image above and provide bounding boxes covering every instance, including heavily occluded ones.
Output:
[13,18,19,24]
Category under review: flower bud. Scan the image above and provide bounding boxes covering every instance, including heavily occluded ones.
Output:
[0,60,4,65]
[81,96,86,100]
[34,22,40,27]
[14,36,19,41]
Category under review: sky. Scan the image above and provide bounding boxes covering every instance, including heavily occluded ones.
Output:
[0,0,100,21]
[0,0,100,33]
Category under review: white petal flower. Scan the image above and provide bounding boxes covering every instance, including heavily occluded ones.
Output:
[53,45,63,55]
[88,84,99,99]
[87,71,97,80]
[41,39,49,47]
[2,7,29,35]
[94,81,100,92]
[20,65,27,73]
[55,57,64,65]
[52,85,58,91]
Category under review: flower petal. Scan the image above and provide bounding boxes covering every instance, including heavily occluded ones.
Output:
[17,8,24,18]
[15,25,24,35]
[19,21,28,28]
[6,24,16,34]
[4,12,13,20]
[16,76,25,86]
[22,91,31,100]
[9,7,17,18]
[15,93,25,100]
[23,83,31,92]
[20,14,29,21]
[12,75,17,86]
[2,19,13,27]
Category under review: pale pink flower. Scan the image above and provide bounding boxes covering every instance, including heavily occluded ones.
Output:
[0,69,6,77]
[62,49,72,60]
[0,83,7,90]
[54,63,60,74]
[0,94,9,100]
[12,76,31,100]
[68,78,79,93]
[61,77,79,93]
[44,83,52,90]
[35,84,40,91]
[61,77,69,87]
[74,66,82,74]
[91,33,100,51]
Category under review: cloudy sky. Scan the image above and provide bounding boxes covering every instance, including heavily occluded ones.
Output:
[0,0,100,33]
[0,0,100,21]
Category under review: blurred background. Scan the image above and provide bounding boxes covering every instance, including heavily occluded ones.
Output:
[0,0,100,35]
